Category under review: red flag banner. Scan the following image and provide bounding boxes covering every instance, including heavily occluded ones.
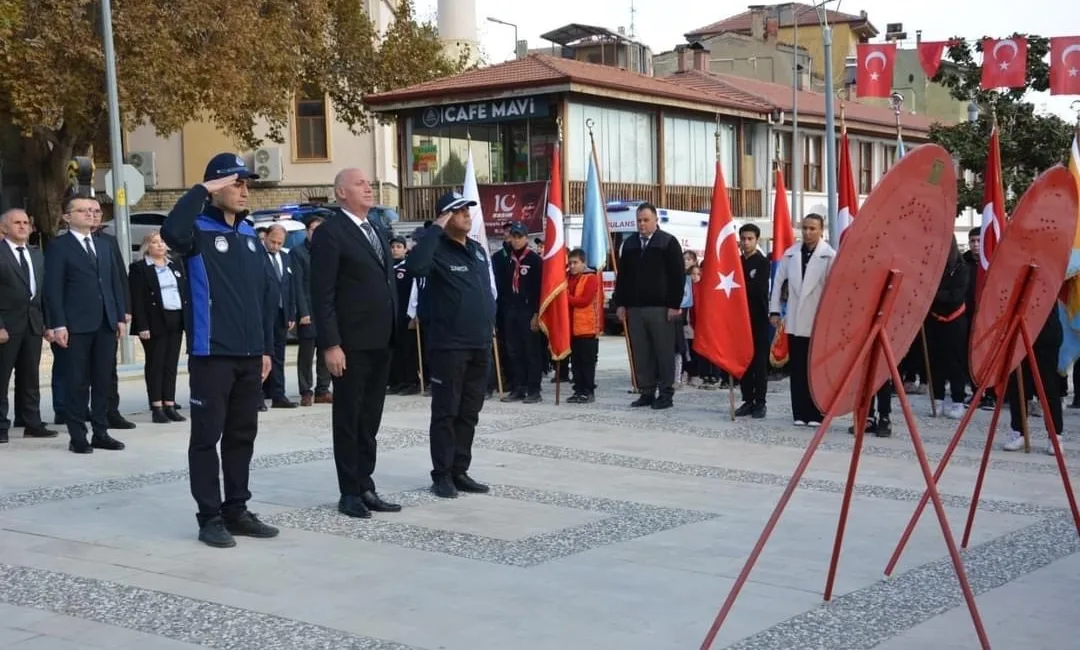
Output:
[917,41,952,78]
[769,323,790,368]
[771,167,793,263]
[980,37,1028,90]
[976,125,1007,298]
[476,181,549,238]
[692,161,753,378]
[1050,36,1080,96]
[836,130,858,240]
[855,43,896,98]
[538,144,571,361]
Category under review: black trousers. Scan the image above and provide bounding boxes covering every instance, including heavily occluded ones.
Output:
[388,325,420,388]
[870,381,893,419]
[428,347,488,480]
[925,315,969,403]
[504,309,541,395]
[570,336,599,395]
[788,335,822,422]
[187,355,262,526]
[65,321,117,442]
[51,341,67,421]
[261,314,288,400]
[331,348,391,496]
[900,331,927,384]
[140,310,183,404]
[1007,345,1063,436]
[297,337,331,396]
[0,327,44,432]
[741,318,770,406]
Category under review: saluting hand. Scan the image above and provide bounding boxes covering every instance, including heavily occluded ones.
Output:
[200,174,239,194]
[325,346,346,377]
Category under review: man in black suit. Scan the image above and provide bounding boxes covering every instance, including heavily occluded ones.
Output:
[311,168,400,519]
[0,209,57,443]
[260,224,298,409]
[44,196,128,453]
[735,223,770,419]
[91,202,137,430]
[290,214,332,406]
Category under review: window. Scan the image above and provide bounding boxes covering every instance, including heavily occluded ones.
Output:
[773,131,793,187]
[858,142,873,194]
[883,145,898,172]
[663,116,735,186]
[294,85,329,160]
[568,103,656,183]
[803,135,822,192]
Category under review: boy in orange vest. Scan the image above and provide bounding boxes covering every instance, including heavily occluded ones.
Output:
[566,248,602,403]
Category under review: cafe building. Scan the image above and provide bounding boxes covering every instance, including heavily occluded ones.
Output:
[364,53,776,224]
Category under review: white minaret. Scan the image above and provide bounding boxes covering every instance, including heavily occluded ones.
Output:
[437,0,480,66]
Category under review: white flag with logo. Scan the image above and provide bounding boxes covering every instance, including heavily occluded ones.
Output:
[464,148,498,300]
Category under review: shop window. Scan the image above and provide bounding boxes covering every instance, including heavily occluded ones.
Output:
[567,103,656,183]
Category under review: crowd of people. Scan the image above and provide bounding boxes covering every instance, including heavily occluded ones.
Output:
[0,153,1069,547]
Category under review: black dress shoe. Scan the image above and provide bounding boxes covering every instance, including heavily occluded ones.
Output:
[163,405,186,422]
[151,407,170,423]
[0,432,7,444]
[69,440,93,454]
[224,511,279,538]
[751,404,767,419]
[452,474,490,493]
[650,396,674,410]
[522,393,542,404]
[338,495,372,518]
[631,394,655,408]
[360,490,402,512]
[271,398,298,409]
[431,477,458,499]
[198,517,236,548]
[259,403,268,412]
[108,415,137,429]
[23,426,58,438]
[91,433,125,451]
[500,391,525,403]
[734,402,755,417]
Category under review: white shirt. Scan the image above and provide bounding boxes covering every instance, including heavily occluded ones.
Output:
[69,229,97,256]
[341,208,370,230]
[146,258,183,311]
[5,239,37,298]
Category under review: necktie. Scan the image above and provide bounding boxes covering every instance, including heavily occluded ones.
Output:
[84,237,98,266]
[640,235,650,256]
[361,221,384,264]
[272,254,282,279]
[16,246,31,297]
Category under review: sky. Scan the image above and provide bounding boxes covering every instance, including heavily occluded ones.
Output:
[415,0,1080,122]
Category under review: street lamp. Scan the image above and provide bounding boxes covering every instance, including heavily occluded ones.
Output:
[967,102,979,123]
[486,17,519,59]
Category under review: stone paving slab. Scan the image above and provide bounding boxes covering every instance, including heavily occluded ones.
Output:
[0,338,1077,649]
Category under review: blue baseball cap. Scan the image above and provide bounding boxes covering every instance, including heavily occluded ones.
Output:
[435,191,476,215]
[508,222,528,236]
[204,153,259,182]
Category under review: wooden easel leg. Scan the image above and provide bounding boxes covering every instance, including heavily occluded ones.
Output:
[880,334,992,650]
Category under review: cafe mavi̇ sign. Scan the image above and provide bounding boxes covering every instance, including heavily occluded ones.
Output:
[417,97,549,128]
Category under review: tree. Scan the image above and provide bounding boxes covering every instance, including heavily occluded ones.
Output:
[929,35,1076,213]
[0,0,469,235]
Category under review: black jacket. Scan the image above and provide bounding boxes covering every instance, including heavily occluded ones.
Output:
[0,242,45,336]
[309,210,396,352]
[406,225,495,350]
[263,247,297,327]
[493,247,542,314]
[392,257,413,324]
[289,240,316,340]
[741,250,770,324]
[612,229,685,309]
[161,185,274,357]
[962,250,978,324]
[129,258,187,337]
[44,231,127,334]
[929,256,970,318]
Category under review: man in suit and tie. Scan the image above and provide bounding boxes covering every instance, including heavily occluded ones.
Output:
[261,223,297,409]
[311,168,400,518]
[0,209,58,443]
[44,196,128,453]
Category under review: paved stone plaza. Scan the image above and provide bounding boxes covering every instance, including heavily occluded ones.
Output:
[0,339,1077,649]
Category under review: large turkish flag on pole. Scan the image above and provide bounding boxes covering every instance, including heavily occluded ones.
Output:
[692,161,753,378]
[538,143,571,361]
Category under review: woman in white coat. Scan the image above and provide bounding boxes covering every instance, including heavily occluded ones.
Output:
[769,211,835,425]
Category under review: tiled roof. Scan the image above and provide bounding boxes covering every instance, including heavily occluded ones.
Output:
[665,70,941,134]
[686,3,875,38]
[365,54,772,114]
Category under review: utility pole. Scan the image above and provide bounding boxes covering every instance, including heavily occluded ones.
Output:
[101,0,134,364]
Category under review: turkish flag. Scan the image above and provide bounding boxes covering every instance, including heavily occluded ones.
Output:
[538,143,571,361]
[692,161,753,378]
[917,41,951,78]
[1049,36,1080,96]
[836,130,858,240]
[980,38,1028,89]
[855,43,896,98]
[976,125,1007,298]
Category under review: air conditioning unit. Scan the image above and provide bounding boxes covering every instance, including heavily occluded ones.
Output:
[253,147,283,184]
[126,151,157,188]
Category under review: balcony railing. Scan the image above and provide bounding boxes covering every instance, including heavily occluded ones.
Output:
[400,183,764,222]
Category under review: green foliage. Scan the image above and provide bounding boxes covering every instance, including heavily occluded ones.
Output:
[928,35,1076,213]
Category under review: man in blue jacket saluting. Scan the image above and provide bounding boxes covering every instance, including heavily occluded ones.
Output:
[162,153,278,548]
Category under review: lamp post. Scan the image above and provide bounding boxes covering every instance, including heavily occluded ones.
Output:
[486,17,519,59]
[967,101,979,123]
[814,0,840,244]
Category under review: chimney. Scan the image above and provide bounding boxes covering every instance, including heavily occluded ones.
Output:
[750,8,766,40]
[676,45,692,72]
[693,48,711,72]
[765,17,779,41]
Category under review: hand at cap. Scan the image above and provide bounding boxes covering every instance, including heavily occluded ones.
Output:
[434,213,452,229]
[200,174,238,194]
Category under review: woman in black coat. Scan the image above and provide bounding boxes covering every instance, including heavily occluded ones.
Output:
[924,238,970,419]
[130,230,187,423]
